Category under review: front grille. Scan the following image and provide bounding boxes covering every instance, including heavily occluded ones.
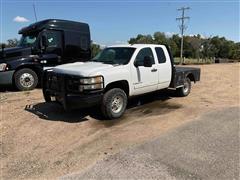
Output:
[46,72,64,92]
[46,71,82,93]
[45,72,103,94]
[67,77,81,92]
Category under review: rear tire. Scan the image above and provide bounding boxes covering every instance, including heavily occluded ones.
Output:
[14,68,38,91]
[101,88,127,119]
[176,77,191,97]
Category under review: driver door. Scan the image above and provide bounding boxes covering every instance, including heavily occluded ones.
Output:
[131,47,158,94]
[39,30,63,68]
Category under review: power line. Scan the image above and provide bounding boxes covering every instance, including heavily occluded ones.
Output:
[176,7,190,64]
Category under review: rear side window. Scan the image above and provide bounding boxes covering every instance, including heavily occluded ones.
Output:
[81,36,88,50]
[46,30,62,48]
[155,47,166,64]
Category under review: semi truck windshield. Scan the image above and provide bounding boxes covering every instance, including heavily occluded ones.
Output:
[18,34,38,47]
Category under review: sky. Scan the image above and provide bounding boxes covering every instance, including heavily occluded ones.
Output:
[0,0,239,46]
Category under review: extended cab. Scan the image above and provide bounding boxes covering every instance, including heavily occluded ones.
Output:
[0,19,91,91]
[43,44,200,119]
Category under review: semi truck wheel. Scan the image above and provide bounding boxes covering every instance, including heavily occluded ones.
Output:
[176,77,191,97]
[14,68,38,91]
[101,88,127,119]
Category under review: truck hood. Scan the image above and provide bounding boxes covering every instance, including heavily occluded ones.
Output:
[0,46,32,62]
[53,62,116,76]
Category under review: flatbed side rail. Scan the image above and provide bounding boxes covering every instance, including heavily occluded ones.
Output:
[169,67,201,88]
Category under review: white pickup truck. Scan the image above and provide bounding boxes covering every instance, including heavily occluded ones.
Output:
[42,44,200,119]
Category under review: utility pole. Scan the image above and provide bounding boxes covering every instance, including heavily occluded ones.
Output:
[176,7,190,64]
[33,2,38,22]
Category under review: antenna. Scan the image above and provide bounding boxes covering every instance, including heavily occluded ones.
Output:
[33,2,38,22]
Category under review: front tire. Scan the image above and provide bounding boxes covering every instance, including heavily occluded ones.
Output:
[43,89,51,102]
[176,77,191,97]
[14,68,38,91]
[101,88,127,119]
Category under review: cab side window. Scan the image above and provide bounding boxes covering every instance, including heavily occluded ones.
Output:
[81,36,88,50]
[155,47,166,64]
[46,30,62,48]
[135,48,155,66]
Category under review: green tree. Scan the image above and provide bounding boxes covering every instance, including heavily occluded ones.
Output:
[188,35,202,59]
[201,38,216,60]
[231,43,240,59]
[91,43,101,58]
[129,34,154,44]
[1,38,19,48]
[171,34,181,57]
[6,38,19,47]
[168,38,178,57]
[153,32,167,44]
[128,32,239,60]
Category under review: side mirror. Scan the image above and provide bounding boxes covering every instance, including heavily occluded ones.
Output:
[134,60,141,67]
[143,56,153,67]
[1,43,6,49]
[1,43,6,58]
[41,35,48,51]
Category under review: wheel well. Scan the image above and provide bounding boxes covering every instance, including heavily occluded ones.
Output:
[105,80,129,96]
[13,66,42,83]
[186,73,195,83]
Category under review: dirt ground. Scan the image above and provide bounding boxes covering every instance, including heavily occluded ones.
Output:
[0,63,239,179]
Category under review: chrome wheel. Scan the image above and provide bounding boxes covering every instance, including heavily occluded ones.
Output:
[176,77,191,97]
[183,79,190,94]
[111,95,123,114]
[19,73,34,88]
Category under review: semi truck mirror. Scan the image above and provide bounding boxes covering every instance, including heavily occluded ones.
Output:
[1,43,6,49]
[1,43,6,58]
[41,35,48,51]
[143,56,152,67]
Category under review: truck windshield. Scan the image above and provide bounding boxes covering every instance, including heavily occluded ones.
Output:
[92,47,136,65]
[18,34,38,47]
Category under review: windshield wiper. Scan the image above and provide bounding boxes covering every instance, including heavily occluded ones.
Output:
[91,59,117,64]
[102,60,113,64]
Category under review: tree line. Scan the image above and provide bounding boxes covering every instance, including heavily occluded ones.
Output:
[128,32,240,60]
[1,34,239,60]
[1,38,19,48]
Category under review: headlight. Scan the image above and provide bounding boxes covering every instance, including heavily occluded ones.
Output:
[79,76,103,84]
[0,63,7,72]
[79,83,103,91]
[78,76,104,92]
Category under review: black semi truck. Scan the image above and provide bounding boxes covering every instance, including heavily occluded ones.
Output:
[0,19,91,91]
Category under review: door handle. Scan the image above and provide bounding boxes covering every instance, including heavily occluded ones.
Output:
[151,68,157,72]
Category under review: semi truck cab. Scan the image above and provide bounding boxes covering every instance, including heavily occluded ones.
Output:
[0,19,91,91]
[43,44,200,119]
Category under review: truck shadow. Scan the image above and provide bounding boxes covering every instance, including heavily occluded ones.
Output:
[0,86,42,92]
[25,102,90,123]
[0,86,17,92]
[25,90,181,123]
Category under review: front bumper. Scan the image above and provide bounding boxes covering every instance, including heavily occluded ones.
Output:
[47,90,103,110]
[0,70,14,85]
[43,71,103,110]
